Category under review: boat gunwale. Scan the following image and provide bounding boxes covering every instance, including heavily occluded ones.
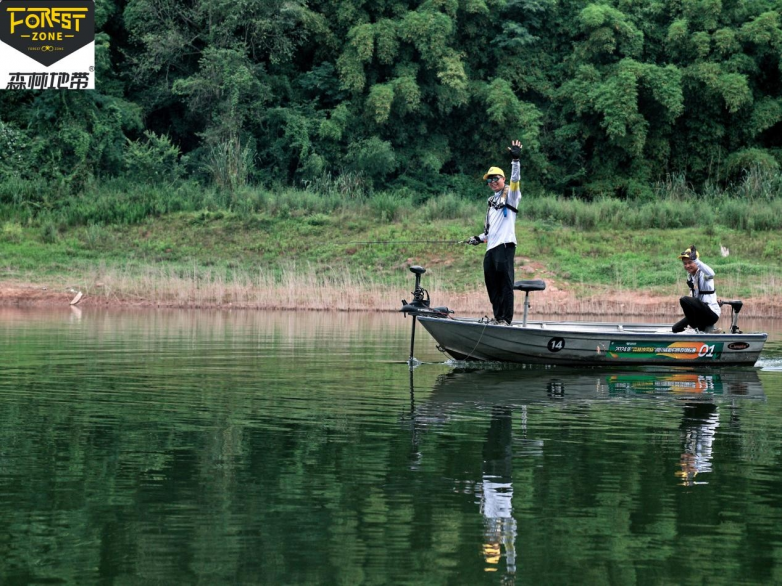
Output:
[418,316,769,340]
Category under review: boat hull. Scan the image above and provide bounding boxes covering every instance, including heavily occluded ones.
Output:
[417,317,767,366]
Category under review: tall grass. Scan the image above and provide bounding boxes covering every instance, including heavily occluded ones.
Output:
[301,170,369,199]
[523,167,782,231]
[421,192,476,222]
[204,137,253,192]
[35,261,782,317]
[1,166,781,230]
[76,261,424,311]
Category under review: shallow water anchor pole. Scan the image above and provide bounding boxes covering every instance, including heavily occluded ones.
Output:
[409,314,418,364]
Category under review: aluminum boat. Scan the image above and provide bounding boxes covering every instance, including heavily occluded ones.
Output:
[400,266,767,367]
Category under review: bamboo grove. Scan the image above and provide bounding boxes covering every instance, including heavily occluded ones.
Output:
[0,0,781,201]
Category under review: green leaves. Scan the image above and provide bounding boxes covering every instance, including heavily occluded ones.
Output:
[173,47,268,144]
[713,28,739,56]
[366,83,395,124]
[724,148,780,181]
[578,4,644,59]
[436,53,468,111]
[363,75,423,124]
[3,0,782,198]
[643,65,684,121]
[739,11,782,48]
[685,63,752,113]
[347,137,399,182]
[398,10,454,65]
[749,98,782,137]
[375,19,400,65]
[485,78,520,125]
[562,60,683,157]
[124,131,183,184]
[319,105,350,141]
[0,121,29,178]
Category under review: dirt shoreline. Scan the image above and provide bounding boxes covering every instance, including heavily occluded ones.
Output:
[3,281,781,318]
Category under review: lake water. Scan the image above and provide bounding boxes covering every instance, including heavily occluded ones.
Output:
[1,307,782,585]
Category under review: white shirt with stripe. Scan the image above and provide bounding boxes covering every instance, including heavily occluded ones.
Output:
[480,159,521,251]
[688,259,721,316]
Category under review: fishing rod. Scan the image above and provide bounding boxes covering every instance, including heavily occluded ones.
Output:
[346,239,470,245]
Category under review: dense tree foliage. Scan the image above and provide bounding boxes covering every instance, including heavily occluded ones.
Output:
[1,0,781,198]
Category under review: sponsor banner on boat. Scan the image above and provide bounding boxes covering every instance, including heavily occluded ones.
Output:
[608,341,724,360]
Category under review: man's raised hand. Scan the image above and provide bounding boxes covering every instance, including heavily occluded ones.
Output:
[508,140,523,160]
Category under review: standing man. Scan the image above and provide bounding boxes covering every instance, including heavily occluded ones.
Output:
[468,140,523,325]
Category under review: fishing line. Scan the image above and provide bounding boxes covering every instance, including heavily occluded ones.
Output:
[345,240,469,245]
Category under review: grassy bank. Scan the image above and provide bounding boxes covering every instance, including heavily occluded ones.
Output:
[2,175,782,316]
[4,168,782,231]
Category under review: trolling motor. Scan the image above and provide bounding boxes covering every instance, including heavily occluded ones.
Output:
[400,266,452,317]
[718,299,744,334]
[400,266,452,363]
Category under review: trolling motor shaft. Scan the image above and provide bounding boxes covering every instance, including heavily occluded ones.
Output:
[719,299,744,334]
[400,266,452,363]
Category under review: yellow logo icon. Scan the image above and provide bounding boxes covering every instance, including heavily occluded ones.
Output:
[1,1,94,67]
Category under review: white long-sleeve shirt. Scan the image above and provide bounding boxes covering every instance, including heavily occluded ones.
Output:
[480,159,521,251]
[687,259,721,316]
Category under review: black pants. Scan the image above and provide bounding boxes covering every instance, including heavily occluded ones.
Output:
[672,296,719,332]
[483,243,515,323]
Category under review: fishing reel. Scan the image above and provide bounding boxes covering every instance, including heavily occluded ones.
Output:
[400,266,452,318]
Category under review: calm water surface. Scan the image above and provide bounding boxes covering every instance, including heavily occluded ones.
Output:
[1,307,782,585]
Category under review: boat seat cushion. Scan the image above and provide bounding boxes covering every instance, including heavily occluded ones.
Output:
[513,279,546,292]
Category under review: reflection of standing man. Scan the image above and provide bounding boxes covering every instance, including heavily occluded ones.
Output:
[479,406,517,577]
[676,403,720,486]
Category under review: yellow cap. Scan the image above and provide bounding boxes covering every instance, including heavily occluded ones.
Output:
[678,248,700,260]
[483,166,505,180]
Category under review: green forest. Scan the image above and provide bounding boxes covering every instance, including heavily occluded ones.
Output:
[1,0,782,205]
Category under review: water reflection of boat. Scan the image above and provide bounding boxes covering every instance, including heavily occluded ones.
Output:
[404,366,764,478]
[421,367,765,410]
[401,366,765,578]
